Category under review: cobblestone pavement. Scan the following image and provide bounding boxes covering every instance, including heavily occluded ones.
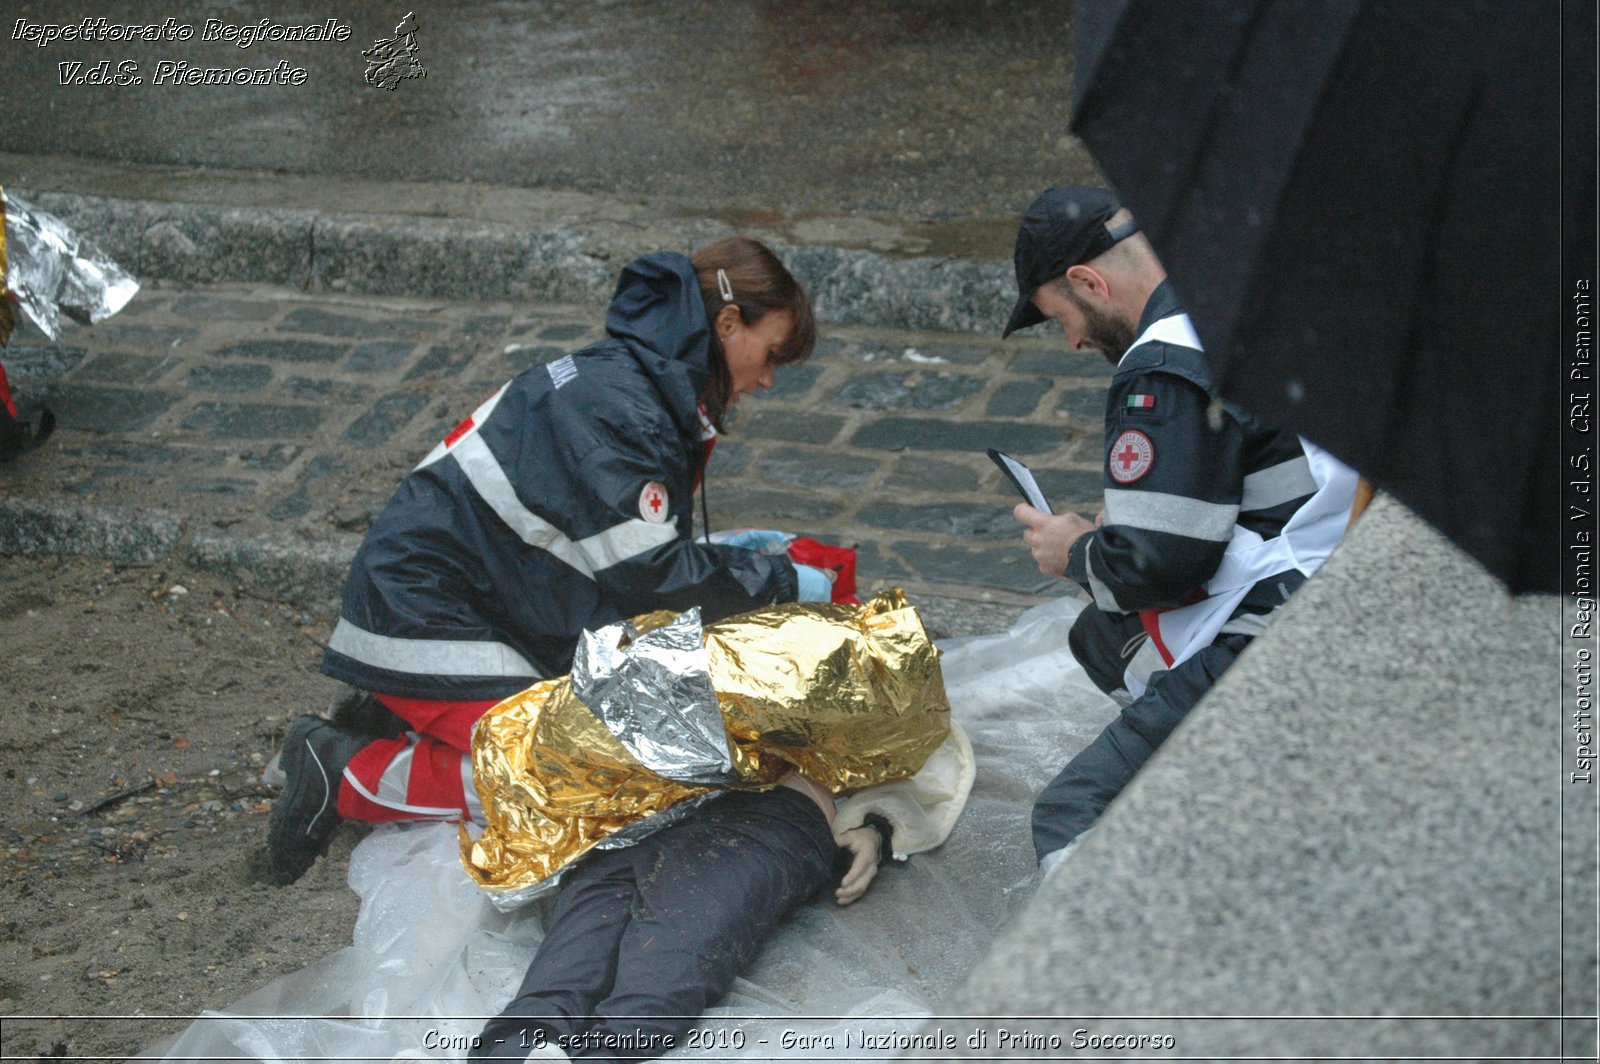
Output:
[0,278,1113,615]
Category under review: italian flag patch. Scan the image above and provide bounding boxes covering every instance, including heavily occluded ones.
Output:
[1126,393,1156,411]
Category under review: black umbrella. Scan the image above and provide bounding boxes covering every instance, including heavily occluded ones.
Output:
[1070,0,1581,594]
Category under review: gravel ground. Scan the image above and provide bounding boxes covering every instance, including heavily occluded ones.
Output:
[0,553,363,1062]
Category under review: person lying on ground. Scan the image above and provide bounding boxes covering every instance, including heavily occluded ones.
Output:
[459,598,974,1063]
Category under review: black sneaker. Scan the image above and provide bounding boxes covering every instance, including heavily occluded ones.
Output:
[327,686,409,740]
[267,714,369,886]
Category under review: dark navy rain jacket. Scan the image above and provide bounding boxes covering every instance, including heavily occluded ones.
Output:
[321,253,799,701]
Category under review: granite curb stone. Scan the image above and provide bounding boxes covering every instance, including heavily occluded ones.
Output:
[25,192,1016,336]
[186,528,363,610]
[26,193,313,290]
[0,498,183,565]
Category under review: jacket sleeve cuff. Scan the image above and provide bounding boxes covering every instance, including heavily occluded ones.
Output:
[859,813,894,867]
[1064,530,1094,589]
[831,722,975,858]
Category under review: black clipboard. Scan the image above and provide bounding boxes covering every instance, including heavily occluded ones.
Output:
[987,448,1053,513]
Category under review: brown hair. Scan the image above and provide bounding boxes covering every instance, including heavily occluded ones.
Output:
[690,236,816,430]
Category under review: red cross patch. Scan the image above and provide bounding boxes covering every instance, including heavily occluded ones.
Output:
[639,481,670,523]
[1109,429,1155,484]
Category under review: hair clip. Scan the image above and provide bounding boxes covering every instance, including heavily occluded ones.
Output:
[717,268,734,303]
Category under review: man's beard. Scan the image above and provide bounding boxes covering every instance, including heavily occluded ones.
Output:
[1067,290,1136,364]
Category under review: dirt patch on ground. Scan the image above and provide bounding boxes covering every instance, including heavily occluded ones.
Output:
[0,553,371,1062]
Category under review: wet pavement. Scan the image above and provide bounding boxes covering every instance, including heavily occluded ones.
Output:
[1,0,1097,260]
[0,276,1111,620]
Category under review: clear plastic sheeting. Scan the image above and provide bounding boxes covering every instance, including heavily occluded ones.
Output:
[2,190,139,340]
[145,595,1119,1063]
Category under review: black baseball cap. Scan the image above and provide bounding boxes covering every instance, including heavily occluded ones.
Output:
[1002,185,1138,338]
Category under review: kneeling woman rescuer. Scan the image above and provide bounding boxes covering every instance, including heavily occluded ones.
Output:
[267,236,841,885]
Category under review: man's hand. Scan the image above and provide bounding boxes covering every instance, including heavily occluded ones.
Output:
[1013,503,1096,579]
[834,826,881,905]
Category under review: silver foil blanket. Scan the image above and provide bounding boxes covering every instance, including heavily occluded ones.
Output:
[3,190,139,341]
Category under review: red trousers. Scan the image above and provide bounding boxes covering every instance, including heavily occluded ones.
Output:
[337,694,499,824]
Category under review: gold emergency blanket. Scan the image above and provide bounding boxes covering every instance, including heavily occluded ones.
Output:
[463,590,949,897]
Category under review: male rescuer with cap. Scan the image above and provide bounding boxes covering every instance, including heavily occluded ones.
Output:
[1003,186,1358,874]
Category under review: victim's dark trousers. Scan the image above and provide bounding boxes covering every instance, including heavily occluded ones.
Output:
[1031,604,1252,861]
[472,788,834,1062]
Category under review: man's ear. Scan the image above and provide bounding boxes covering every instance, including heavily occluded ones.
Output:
[1064,263,1110,301]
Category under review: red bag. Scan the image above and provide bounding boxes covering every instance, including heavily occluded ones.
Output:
[786,537,859,605]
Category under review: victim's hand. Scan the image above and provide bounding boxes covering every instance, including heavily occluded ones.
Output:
[834,826,881,905]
